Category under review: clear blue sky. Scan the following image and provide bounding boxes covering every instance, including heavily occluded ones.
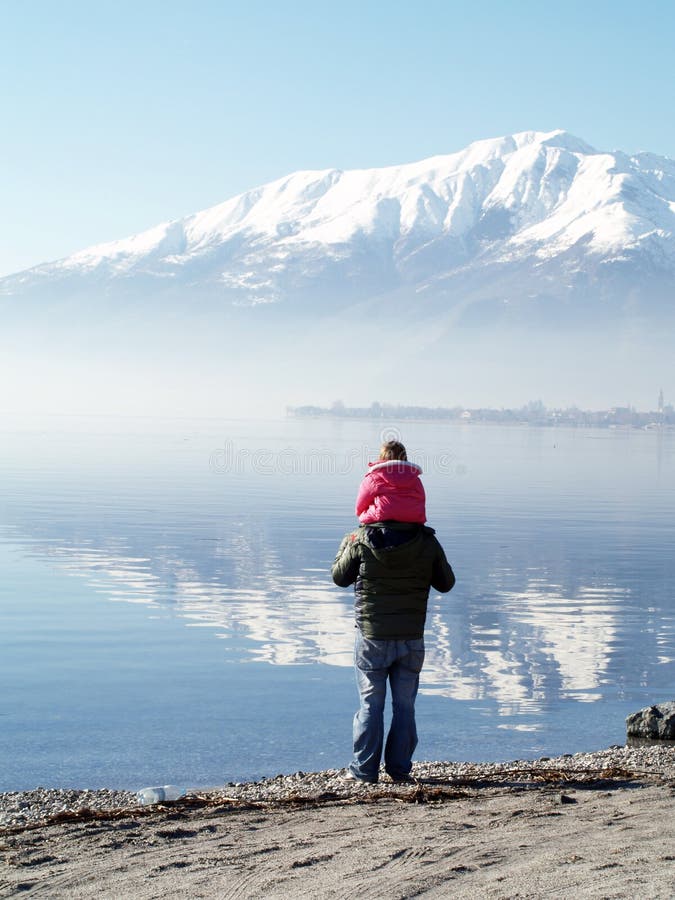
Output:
[2,0,674,276]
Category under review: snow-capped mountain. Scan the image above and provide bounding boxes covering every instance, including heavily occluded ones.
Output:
[3,129,675,318]
[3,130,675,419]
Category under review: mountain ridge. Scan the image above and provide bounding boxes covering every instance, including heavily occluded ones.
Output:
[3,129,675,315]
[2,129,674,419]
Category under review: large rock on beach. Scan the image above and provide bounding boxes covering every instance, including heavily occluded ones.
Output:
[626,702,675,740]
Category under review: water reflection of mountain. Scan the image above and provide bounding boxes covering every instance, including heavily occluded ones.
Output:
[11,512,670,717]
[4,416,674,721]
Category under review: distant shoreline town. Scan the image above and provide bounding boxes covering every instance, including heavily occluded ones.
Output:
[287,394,675,430]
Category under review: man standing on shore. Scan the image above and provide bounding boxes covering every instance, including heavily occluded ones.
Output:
[331,521,455,783]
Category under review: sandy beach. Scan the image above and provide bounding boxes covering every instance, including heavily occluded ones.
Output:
[2,746,675,899]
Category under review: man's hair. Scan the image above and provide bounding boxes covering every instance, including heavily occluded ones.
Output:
[379,440,407,461]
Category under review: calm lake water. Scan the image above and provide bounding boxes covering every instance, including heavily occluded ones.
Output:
[1,415,674,791]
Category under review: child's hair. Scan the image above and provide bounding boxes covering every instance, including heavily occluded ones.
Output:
[379,440,407,461]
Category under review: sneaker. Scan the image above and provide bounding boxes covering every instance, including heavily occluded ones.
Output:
[342,768,378,785]
[386,772,417,784]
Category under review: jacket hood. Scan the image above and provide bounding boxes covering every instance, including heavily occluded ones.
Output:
[368,460,423,476]
[359,522,435,561]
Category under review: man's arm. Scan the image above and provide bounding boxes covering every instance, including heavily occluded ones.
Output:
[431,542,456,593]
[331,533,361,587]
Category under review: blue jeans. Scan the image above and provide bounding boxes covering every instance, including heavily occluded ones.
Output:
[350,632,425,782]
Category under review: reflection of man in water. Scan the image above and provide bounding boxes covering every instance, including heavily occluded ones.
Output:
[331,522,455,783]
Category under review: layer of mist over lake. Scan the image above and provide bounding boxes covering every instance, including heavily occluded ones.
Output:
[1,415,673,791]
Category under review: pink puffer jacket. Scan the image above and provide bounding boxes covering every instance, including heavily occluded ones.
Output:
[355,460,426,524]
